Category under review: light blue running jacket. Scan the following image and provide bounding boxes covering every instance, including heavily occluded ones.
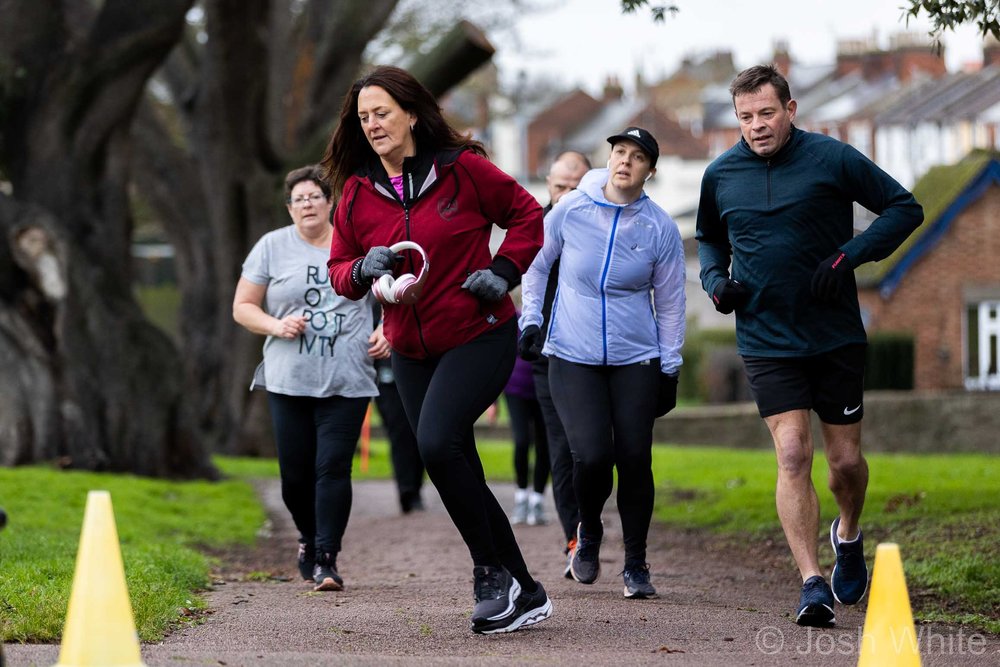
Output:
[519,168,685,374]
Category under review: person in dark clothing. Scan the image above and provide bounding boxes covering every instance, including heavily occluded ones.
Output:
[373,356,425,513]
[523,151,590,574]
[324,65,551,634]
[696,65,923,628]
[504,337,549,526]
[371,303,424,514]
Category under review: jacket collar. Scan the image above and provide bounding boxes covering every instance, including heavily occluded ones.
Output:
[362,148,464,204]
[576,167,649,209]
[737,124,801,164]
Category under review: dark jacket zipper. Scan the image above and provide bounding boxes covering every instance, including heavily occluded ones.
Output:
[401,196,430,357]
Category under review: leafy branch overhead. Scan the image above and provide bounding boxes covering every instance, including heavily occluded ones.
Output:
[620,0,999,41]
[619,0,679,22]
[905,0,1000,40]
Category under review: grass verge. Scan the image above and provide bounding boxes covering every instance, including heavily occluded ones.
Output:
[0,466,263,642]
[2,441,994,642]
[649,446,999,633]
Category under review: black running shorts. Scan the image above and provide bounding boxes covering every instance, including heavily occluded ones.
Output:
[742,343,866,425]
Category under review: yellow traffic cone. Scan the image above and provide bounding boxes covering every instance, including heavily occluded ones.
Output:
[55,490,145,667]
[858,543,921,666]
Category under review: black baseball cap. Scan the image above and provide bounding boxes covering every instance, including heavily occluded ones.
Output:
[606,126,659,167]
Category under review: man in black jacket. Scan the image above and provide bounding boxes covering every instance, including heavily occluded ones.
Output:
[697,65,922,628]
[522,150,590,576]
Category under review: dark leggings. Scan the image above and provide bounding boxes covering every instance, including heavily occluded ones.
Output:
[374,375,424,503]
[533,358,579,542]
[392,318,534,589]
[267,392,369,555]
[505,394,550,493]
[548,356,660,564]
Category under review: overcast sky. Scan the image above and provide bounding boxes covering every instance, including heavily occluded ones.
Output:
[491,0,984,95]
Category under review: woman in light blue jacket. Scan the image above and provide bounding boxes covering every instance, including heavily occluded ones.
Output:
[518,127,685,600]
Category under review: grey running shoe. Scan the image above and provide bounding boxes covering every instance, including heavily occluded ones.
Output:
[473,580,553,634]
[569,523,601,584]
[796,575,836,627]
[297,540,315,582]
[830,517,868,604]
[509,496,528,524]
[526,497,546,526]
[312,551,344,591]
[471,566,520,628]
[622,562,657,599]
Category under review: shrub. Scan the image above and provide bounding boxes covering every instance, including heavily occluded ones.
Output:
[866,332,914,390]
[680,326,748,403]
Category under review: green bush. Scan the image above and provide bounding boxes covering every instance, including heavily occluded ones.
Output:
[866,332,914,390]
[681,327,916,399]
[680,325,739,402]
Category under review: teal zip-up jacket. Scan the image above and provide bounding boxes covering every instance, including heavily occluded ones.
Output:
[696,126,923,357]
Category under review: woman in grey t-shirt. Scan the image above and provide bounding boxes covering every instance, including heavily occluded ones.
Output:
[233,165,388,591]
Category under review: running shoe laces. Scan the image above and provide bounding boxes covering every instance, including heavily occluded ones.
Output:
[830,517,868,605]
[796,575,835,627]
[622,562,657,599]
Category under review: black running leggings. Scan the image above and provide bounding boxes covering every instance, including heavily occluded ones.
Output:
[532,358,579,543]
[267,392,369,555]
[392,318,534,589]
[505,393,550,493]
[548,356,660,564]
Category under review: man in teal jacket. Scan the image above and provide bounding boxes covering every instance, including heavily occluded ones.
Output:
[697,65,922,627]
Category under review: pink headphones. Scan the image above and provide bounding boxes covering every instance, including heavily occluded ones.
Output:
[371,241,429,305]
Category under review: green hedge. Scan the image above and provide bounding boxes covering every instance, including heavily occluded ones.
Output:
[865,331,914,390]
[679,325,738,402]
[681,327,915,400]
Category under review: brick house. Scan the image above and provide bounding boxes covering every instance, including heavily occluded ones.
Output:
[857,152,1000,390]
[525,88,603,177]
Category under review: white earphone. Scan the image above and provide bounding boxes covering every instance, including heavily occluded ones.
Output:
[371,241,429,305]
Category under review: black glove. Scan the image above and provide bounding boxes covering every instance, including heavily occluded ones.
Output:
[712,279,750,314]
[811,251,853,302]
[655,372,679,418]
[462,269,508,301]
[518,325,542,361]
[360,246,399,283]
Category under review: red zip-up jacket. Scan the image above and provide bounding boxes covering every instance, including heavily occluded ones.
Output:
[328,148,543,358]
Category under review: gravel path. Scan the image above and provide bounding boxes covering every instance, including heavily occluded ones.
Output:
[6,479,998,666]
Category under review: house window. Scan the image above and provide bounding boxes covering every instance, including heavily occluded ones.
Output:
[965,301,1000,390]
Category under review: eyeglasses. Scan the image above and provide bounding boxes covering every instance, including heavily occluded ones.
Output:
[290,193,327,207]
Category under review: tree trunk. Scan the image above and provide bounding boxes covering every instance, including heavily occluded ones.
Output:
[133,0,403,456]
[0,0,215,477]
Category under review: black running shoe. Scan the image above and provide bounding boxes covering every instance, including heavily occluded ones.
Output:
[570,524,601,584]
[622,562,657,599]
[471,566,520,628]
[400,491,425,514]
[472,580,553,634]
[312,551,344,591]
[796,575,836,627]
[830,517,868,605]
[297,540,315,582]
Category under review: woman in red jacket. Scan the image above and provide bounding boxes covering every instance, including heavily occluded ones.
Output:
[323,65,550,635]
